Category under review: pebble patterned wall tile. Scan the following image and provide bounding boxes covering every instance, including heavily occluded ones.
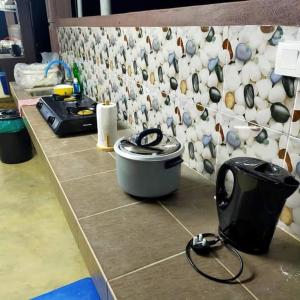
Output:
[223,26,299,134]
[216,113,288,169]
[58,25,300,238]
[280,136,300,238]
[290,87,300,138]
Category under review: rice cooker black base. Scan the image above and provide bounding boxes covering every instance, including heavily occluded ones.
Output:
[0,128,33,164]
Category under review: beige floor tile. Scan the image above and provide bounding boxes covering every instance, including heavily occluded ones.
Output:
[79,202,190,279]
[30,122,57,139]
[180,164,212,190]
[0,156,88,300]
[23,106,45,124]
[110,253,253,300]
[62,170,137,219]
[48,149,116,181]
[215,229,300,300]
[39,134,96,157]
[160,180,217,234]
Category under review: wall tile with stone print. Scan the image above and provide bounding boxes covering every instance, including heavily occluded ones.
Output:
[222,26,300,135]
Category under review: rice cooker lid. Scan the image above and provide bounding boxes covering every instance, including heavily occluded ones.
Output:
[119,128,181,156]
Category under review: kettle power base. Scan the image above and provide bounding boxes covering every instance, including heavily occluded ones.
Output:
[218,227,269,255]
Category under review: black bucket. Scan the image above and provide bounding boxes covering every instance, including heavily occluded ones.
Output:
[0,109,32,164]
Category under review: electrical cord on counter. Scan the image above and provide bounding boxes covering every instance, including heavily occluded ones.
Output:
[185,233,244,284]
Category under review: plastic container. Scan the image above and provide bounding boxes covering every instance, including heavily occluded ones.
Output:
[53,84,73,96]
[0,72,9,96]
[14,63,61,89]
[73,78,81,94]
[0,109,32,164]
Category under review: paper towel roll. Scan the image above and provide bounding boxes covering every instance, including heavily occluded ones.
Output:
[96,101,117,152]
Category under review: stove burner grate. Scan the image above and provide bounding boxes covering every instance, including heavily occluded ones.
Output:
[66,106,96,116]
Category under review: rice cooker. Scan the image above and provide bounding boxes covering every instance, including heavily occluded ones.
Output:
[114,128,184,198]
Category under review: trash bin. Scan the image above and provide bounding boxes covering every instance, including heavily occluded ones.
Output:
[0,109,32,164]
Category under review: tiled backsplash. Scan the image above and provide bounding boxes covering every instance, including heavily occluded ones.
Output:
[57,25,300,239]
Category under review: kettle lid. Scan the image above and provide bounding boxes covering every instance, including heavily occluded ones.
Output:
[226,157,299,186]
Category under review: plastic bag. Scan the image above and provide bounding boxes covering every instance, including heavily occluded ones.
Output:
[41,52,59,64]
[14,63,61,89]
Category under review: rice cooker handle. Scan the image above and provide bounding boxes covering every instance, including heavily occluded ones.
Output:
[165,156,184,169]
[135,128,163,147]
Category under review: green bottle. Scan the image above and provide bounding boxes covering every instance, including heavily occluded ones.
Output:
[72,62,82,91]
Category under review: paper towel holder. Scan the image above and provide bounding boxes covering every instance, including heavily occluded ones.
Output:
[96,99,116,152]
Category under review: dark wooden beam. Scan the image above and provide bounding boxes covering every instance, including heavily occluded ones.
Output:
[57,0,300,27]
[16,0,35,63]
[45,0,72,52]
[0,57,26,81]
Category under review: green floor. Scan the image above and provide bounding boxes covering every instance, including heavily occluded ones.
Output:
[0,155,88,300]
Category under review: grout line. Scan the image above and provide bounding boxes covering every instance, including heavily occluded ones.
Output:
[282,135,291,170]
[278,225,300,243]
[38,136,59,141]
[219,108,292,138]
[60,169,116,183]
[158,200,193,237]
[109,251,185,283]
[91,134,98,142]
[289,79,300,138]
[47,146,97,158]
[107,280,118,300]
[108,152,116,160]
[182,161,216,185]
[26,121,49,127]
[213,256,260,300]
[158,201,260,300]
[78,202,140,221]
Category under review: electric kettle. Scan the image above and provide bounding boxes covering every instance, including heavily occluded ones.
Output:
[216,157,299,254]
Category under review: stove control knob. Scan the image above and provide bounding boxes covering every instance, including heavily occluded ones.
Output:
[47,116,55,125]
[36,102,43,110]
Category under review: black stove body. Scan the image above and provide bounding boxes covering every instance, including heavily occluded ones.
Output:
[36,95,97,136]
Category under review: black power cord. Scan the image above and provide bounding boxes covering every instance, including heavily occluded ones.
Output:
[185,233,244,284]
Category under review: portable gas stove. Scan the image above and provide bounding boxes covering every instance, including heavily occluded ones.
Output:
[36,94,97,136]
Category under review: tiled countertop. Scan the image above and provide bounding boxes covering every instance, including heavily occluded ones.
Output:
[22,105,300,300]
[9,82,34,102]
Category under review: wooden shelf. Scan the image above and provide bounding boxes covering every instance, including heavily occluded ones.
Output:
[56,0,300,27]
[0,4,16,12]
[0,53,23,59]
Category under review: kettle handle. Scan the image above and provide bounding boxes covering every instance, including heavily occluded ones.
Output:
[216,162,237,208]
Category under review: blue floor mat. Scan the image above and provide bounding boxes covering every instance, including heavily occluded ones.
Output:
[31,277,101,300]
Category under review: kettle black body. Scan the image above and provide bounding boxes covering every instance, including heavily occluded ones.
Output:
[216,157,299,254]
